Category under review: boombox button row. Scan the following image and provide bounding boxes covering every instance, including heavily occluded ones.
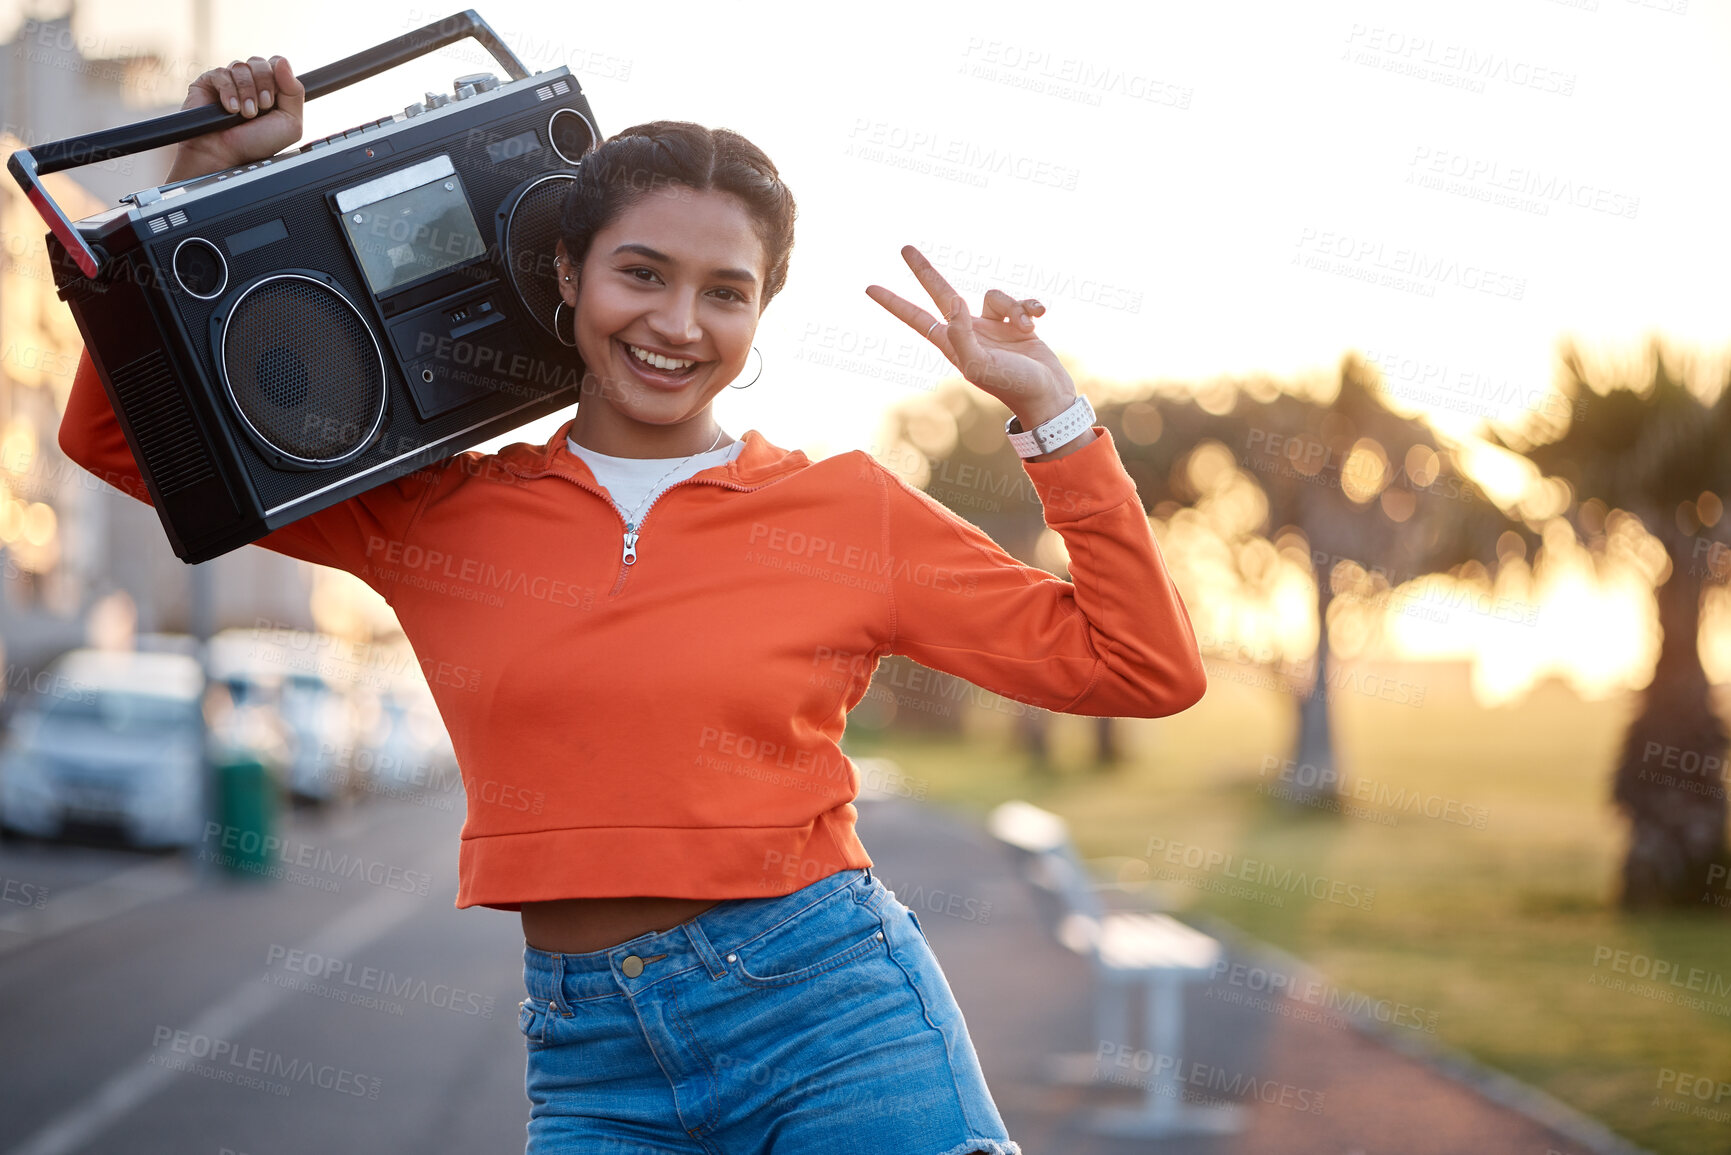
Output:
[298,117,398,154]
[213,159,273,182]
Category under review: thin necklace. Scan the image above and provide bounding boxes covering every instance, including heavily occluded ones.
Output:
[616,426,729,566]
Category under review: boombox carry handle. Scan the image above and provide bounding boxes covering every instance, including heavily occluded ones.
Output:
[6,9,530,279]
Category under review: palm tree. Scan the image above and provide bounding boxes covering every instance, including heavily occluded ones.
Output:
[1107,353,1507,802]
[1502,337,1731,909]
[884,353,1509,795]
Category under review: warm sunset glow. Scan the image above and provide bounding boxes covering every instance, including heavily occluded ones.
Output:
[1457,441,1539,510]
[1340,438,1389,504]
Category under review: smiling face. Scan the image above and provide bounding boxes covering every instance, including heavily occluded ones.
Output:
[555,185,768,456]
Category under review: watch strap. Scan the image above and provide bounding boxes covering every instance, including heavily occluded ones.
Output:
[1006,394,1096,458]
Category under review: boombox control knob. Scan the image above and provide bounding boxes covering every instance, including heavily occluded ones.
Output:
[424,91,452,109]
[454,72,500,94]
[404,101,426,118]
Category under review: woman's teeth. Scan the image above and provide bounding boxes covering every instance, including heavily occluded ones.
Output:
[626,343,696,373]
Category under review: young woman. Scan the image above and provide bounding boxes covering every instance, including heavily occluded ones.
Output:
[59,57,1207,1154]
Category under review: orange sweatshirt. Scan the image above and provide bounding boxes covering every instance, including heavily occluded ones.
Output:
[58,348,1206,909]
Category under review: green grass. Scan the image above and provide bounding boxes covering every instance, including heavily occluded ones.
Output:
[845,664,1731,1155]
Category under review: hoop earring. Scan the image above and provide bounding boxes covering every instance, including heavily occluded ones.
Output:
[729,345,762,389]
[553,301,578,348]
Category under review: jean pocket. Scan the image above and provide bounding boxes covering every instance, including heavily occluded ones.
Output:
[732,879,885,988]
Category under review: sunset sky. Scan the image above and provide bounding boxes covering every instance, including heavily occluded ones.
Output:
[6,0,1729,698]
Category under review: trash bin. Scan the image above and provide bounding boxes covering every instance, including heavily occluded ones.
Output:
[215,756,276,877]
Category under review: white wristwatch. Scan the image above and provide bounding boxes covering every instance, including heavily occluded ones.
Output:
[1005,394,1096,458]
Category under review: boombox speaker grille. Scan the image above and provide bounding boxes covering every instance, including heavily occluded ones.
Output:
[502,174,575,337]
[220,274,386,464]
[110,347,217,496]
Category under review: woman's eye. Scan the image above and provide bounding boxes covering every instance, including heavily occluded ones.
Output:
[621,267,746,304]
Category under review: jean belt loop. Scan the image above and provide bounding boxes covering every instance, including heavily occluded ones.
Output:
[549,952,566,1015]
[681,914,730,980]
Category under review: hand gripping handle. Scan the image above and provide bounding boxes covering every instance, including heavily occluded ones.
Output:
[6,9,530,278]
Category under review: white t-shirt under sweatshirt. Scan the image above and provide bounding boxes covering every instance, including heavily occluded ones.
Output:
[566,434,744,525]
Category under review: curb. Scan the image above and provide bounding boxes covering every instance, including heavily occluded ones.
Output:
[1190,914,1657,1155]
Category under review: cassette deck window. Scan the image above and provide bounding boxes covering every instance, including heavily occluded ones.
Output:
[336,155,488,296]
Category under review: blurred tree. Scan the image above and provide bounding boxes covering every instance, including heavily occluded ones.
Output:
[883,353,1508,795]
[1500,338,1731,910]
[1106,354,1507,802]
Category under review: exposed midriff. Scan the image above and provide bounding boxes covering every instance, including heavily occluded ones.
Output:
[520,895,724,954]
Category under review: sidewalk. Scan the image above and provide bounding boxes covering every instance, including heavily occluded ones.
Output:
[853,794,1640,1155]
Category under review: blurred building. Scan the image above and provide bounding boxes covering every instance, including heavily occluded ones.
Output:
[0,9,326,679]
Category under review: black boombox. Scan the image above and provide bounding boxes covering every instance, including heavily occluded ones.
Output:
[8,11,601,563]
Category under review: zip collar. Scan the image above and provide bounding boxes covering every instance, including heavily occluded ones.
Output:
[498,418,813,488]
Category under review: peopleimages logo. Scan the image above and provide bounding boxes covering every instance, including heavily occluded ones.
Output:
[1591,945,1731,998]
[1,875,49,909]
[1406,145,1640,220]
[264,945,496,1018]
[1292,226,1527,301]
[1259,756,1490,829]
[1143,837,1377,911]
[745,523,979,596]
[1653,1067,1731,1125]
[200,823,432,896]
[150,1026,382,1100]
[695,726,855,785]
[1207,959,1440,1033]
[1093,1042,1326,1114]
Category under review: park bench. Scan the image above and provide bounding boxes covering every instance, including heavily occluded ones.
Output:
[987,799,1244,1138]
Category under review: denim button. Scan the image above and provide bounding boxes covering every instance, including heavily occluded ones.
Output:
[621,954,644,978]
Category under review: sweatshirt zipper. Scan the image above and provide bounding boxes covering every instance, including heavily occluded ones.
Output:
[548,470,754,596]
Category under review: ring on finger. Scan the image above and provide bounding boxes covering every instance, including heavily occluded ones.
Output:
[925,319,941,340]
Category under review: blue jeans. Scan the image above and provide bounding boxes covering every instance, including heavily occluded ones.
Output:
[518,866,1021,1154]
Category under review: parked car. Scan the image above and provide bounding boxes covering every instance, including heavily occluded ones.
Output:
[277,670,363,803]
[0,649,207,847]
[351,683,459,801]
[209,630,358,805]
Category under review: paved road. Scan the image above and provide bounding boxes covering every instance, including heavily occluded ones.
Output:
[0,788,1642,1155]
[0,791,530,1155]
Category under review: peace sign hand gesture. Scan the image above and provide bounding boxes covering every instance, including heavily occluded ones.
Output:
[867,245,1092,459]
